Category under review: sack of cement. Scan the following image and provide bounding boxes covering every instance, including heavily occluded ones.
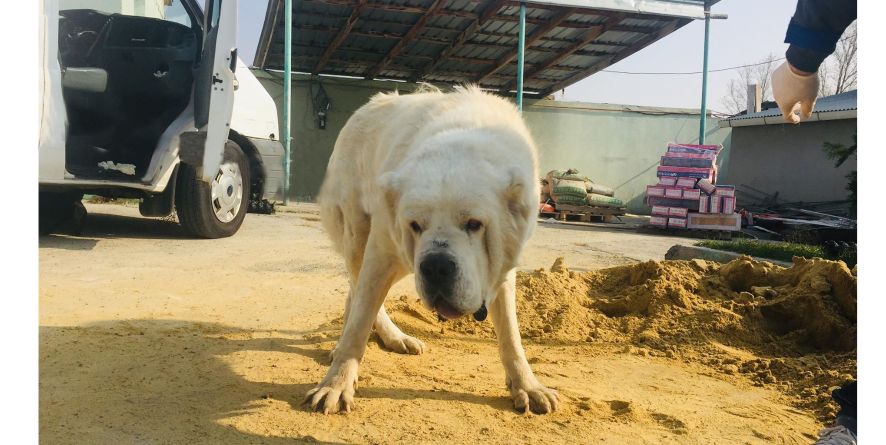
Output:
[547,169,588,205]
[546,168,616,199]
[554,194,589,206]
[586,182,615,197]
[587,193,624,207]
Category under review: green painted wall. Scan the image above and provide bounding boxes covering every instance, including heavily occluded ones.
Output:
[253,70,732,213]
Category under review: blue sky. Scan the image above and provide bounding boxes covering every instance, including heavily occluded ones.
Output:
[234,0,797,112]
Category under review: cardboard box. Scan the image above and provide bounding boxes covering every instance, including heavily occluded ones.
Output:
[667,217,687,228]
[646,185,665,197]
[687,212,741,231]
[663,151,718,160]
[710,196,721,213]
[676,178,698,188]
[660,156,714,168]
[657,166,715,179]
[683,189,701,200]
[651,205,670,216]
[668,207,689,218]
[700,196,710,213]
[658,177,677,187]
[667,143,722,157]
[696,178,716,195]
[665,188,684,199]
[721,196,735,214]
[668,143,721,150]
[650,216,668,227]
[713,185,736,197]
[647,197,700,210]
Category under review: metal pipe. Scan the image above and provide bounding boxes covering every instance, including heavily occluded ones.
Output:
[516,0,526,112]
[698,1,710,144]
[283,0,292,204]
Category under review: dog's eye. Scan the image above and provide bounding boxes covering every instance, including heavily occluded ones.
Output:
[465,219,483,232]
[410,221,422,233]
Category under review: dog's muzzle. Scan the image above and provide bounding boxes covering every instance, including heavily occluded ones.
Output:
[420,252,457,296]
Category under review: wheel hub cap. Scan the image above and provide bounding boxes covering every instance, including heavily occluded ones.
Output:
[211,161,243,223]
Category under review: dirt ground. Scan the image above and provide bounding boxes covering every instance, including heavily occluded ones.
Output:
[39,203,852,444]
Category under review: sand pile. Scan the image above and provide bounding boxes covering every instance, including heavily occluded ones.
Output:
[390,256,857,421]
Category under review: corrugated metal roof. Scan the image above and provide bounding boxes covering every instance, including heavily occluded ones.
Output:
[253,0,712,96]
[721,90,857,125]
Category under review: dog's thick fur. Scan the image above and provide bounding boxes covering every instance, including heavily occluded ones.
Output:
[308,86,558,414]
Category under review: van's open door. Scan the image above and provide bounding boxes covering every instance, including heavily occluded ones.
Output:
[193,0,238,182]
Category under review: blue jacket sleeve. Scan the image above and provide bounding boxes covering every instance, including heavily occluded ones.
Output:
[784,0,857,72]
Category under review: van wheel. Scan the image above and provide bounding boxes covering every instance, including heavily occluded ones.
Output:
[176,140,251,238]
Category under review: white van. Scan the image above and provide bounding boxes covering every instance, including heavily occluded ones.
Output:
[39,0,284,238]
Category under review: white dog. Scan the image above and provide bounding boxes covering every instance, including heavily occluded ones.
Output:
[308,86,558,415]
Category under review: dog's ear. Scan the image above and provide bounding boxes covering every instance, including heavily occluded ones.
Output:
[378,171,402,221]
[503,169,532,222]
[496,169,534,274]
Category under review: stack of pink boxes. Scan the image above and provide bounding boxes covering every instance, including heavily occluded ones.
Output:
[645,143,741,231]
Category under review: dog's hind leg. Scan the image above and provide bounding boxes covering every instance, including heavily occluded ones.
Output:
[374,304,426,355]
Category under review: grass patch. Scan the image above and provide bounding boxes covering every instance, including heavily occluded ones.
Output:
[696,239,856,267]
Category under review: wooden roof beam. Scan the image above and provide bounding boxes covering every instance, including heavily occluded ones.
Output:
[502,12,626,91]
[493,15,603,29]
[476,8,577,84]
[412,0,509,81]
[313,0,369,74]
[540,18,686,96]
[365,0,446,79]
[501,1,621,18]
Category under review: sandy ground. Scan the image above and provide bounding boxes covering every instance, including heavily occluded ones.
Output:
[40,203,828,444]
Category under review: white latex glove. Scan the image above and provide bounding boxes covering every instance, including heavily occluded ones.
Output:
[771,61,819,124]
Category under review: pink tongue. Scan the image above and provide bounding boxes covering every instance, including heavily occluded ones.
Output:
[434,299,463,320]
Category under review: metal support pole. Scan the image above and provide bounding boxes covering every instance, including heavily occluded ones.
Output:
[698,1,711,144]
[283,0,292,204]
[516,1,526,112]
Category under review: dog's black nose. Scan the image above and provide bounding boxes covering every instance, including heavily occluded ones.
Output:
[420,253,457,286]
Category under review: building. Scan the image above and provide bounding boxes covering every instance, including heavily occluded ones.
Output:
[718,90,857,205]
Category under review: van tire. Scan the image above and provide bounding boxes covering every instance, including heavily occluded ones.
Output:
[176,140,251,238]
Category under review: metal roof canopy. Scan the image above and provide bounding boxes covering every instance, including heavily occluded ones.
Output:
[719,90,858,128]
[253,0,710,97]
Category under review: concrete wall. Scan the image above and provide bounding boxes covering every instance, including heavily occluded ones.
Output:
[254,71,731,213]
[718,119,857,203]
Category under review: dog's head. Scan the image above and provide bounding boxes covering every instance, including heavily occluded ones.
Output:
[380,128,537,320]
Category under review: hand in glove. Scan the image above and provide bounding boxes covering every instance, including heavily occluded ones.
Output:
[771,61,819,124]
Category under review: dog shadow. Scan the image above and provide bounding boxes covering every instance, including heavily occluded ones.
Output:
[40,319,511,444]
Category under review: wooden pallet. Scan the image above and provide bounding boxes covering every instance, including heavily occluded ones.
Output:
[638,224,737,240]
[539,204,626,223]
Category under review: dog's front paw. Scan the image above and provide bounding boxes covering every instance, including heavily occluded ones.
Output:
[381,333,426,355]
[304,359,359,414]
[507,377,559,414]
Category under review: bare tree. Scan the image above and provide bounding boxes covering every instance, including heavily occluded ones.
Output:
[819,21,857,96]
[720,53,779,115]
